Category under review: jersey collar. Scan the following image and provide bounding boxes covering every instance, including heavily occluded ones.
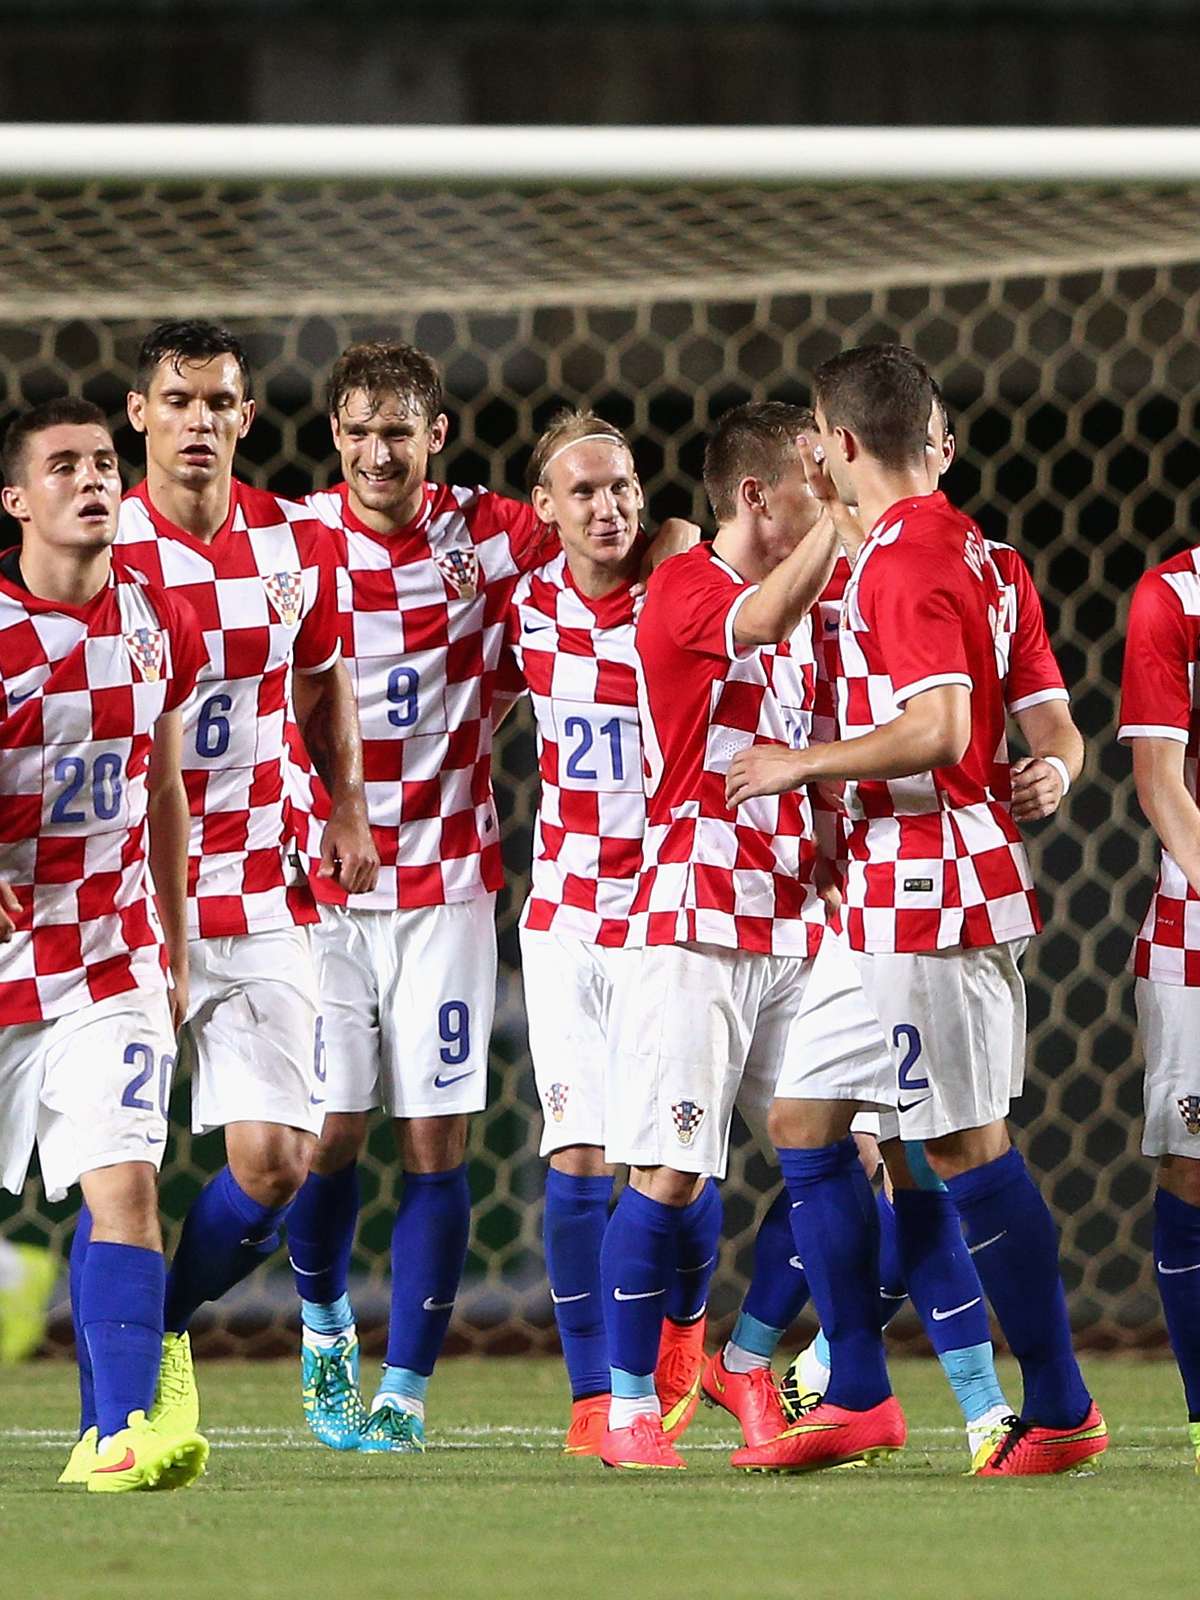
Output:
[335,479,436,547]
[128,476,242,555]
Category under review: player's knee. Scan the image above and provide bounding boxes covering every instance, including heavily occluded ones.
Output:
[768,1098,846,1150]
[630,1165,698,1207]
[80,1161,162,1249]
[548,1145,612,1179]
[399,1114,469,1173]
[312,1113,367,1176]
[229,1129,315,1207]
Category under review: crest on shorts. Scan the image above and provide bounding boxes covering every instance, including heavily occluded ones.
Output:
[434,546,478,601]
[547,1082,569,1123]
[123,626,164,683]
[671,1099,706,1148]
[263,570,305,626]
[1178,1096,1200,1135]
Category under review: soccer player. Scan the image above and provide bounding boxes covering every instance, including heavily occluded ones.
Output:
[1120,548,1200,1469]
[0,398,206,1491]
[725,344,1106,1476]
[63,322,376,1456]
[598,400,904,1470]
[283,342,563,1452]
[504,409,720,1456]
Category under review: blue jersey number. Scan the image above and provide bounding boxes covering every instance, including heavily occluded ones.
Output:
[893,1024,929,1093]
[386,666,420,729]
[120,1042,174,1119]
[563,715,627,783]
[195,692,233,759]
[438,1001,470,1065]
[50,752,125,824]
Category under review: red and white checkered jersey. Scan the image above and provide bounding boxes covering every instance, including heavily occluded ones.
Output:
[505,552,642,947]
[630,543,825,957]
[288,481,554,910]
[117,478,341,939]
[838,492,1042,954]
[0,559,203,1024]
[1119,547,1200,985]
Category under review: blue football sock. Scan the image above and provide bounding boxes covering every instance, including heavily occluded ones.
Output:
[893,1187,1005,1424]
[875,1188,909,1328]
[946,1148,1090,1429]
[1154,1186,1200,1420]
[779,1139,890,1411]
[377,1366,429,1411]
[287,1163,360,1317]
[69,1205,96,1435]
[302,1292,355,1338]
[385,1166,471,1377]
[543,1169,612,1400]
[600,1185,682,1385]
[79,1242,164,1440]
[742,1186,810,1342]
[164,1165,291,1334]
[665,1178,721,1325]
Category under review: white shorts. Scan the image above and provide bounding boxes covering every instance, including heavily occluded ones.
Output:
[520,926,630,1156]
[605,936,895,1180]
[854,940,1028,1142]
[183,925,323,1136]
[0,987,176,1202]
[1135,977,1200,1157]
[311,897,496,1119]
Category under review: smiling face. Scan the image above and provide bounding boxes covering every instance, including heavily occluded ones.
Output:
[331,387,448,528]
[531,437,643,579]
[1,422,122,552]
[127,353,254,490]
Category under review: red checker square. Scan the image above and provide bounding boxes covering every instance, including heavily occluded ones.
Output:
[440,808,481,860]
[443,721,478,770]
[400,776,443,821]
[126,736,151,781]
[1132,939,1152,979]
[183,769,210,809]
[656,819,696,864]
[595,919,628,947]
[202,810,251,853]
[86,957,141,1003]
[557,626,594,659]
[973,844,1026,900]
[557,789,600,835]
[363,740,404,783]
[400,604,451,652]
[446,633,484,684]
[44,651,89,694]
[177,581,222,630]
[32,921,83,975]
[395,862,447,901]
[598,835,641,879]
[711,680,767,732]
[523,897,556,932]
[845,678,875,723]
[863,865,899,907]
[647,908,681,944]
[732,914,773,953]
[118,899,155,949]
[538,821,566,860]
[248,761,284,807]
[540,739,561,785]
[942,859,963,908]
[732,831,775,873]
[470,757,493,806]
[561,874,599,912]
[349,569,401,612]
[522,653,554,697]
[186,856,202,894]
[197,896,248,937]
[89,685,136,740]
[0,795,41,842]
[287,883,318,924]
[896,813,944,858]
[698,771,731,815]
[0,978,41,1020]
[75,872,124,923]
[895,907,942,948]
[1184,949,1200,986]
[257,671,287,716]
[224,628,271,679]
[594,660,637,705]
[243,848,286,894]
[34,835,87,885]
[692,863,735,911]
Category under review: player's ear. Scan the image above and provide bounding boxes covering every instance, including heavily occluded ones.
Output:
[633,474,645,511]
[1,484,28,523]
[942,433,956,474]
[427,412,450,458]
[126,388,147,436]
[237,397,256,439]
[530,481,554,524]
[738,475,766,515]
[834,425,857,464]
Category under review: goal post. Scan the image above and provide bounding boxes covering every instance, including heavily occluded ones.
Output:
[1,125,1195,1353]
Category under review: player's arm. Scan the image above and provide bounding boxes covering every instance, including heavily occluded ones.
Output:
[732,507,841,647]
[725,683,969,805]
[1010,698,1085,822]
[292,659,379,895]
[0,879,20,944]
[1131,738,1200,897]
[146,706,190,1030]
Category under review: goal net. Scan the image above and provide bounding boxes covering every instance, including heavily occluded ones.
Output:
[1,130,1191,1353]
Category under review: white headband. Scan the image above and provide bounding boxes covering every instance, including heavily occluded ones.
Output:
[542,432,629,471]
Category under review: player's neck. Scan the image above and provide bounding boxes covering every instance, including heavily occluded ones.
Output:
[346,482,425,536]
[17,542,111,608]
[710,521,773,583]
[146,466,233,543]
[564,547,637,598]
[853,466,933,538]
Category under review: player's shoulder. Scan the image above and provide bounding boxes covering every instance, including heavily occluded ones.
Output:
[644,541,724,601]
[512,548,570,605]
[234,478,314,530]
[431,483,533,543]
[110,556,188,629]
[117,481,156,540]
[1138,544,1200,590]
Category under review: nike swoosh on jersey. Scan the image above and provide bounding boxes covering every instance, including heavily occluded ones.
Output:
[897,1095,932,1113]
[522,620,553,635]
[968,1230,1008,1254]
[1157,1259,1200,1275]
[434,1070,473,1088]
[613,1286,666,1301]
[551,1290,590,1304]
[423,1296,456,1311]
[931,1297,982,1320]
[6,686,37,705]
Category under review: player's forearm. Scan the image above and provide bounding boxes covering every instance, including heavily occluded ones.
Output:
[1135,757,1200,899]
[147,775,190,977]
[798,718,965,784]
[294,660,367,805]
[1014,699,1085,784]
[733,512,839,647]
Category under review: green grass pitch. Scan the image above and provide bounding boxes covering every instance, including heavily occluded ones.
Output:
[0,1354,1192,1600]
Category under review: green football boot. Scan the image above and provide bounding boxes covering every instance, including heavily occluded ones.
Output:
[148,1330,200,1434]
[357,1396,426,1454]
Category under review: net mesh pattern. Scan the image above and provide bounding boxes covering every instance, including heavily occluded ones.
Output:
[0,177,1187,1352]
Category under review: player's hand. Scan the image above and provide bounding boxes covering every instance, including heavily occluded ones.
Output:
[320,800,380,894]
[631,518,703,594]
[1010,755,1065,822]
[168,971,190,1034]
[797,435,864,559]
[0,878,20,943]
[725,745,810,808]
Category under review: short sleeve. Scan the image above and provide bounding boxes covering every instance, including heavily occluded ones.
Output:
[1003,553,1068,713]
[651,553,757,662]
[1119,571,1196,743]
[861,554,972,705]
[161,591,207,711]
[473,491,559,577]
[494,644,526,701]
[294,529,344,675]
